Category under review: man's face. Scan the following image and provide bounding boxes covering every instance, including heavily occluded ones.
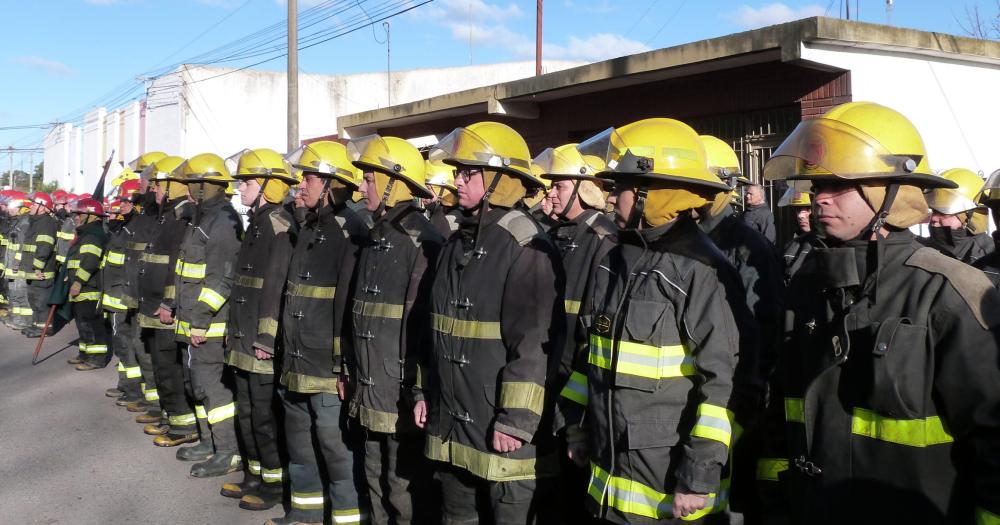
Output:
[239,179,261,207]
[812,181,876,241]
[120,201,134,215]
[359,172,381,212]
[609,185,637,229]
[928,212,964,230]
[746,186,763,206]
[73,214,84,227]
[153,182,166,203]
[299,173,326,209]
[550,179,583,218]
[29,202,42,215]
[796,207,812,233]
[455,168,486,210]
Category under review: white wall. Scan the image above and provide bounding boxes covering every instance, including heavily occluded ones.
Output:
[801,43,1000,176]
[43,123,73,190]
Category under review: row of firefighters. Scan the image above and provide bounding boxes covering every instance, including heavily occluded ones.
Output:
[3,100,1000,525]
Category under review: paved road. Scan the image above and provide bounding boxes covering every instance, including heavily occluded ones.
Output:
[0,322,265,524]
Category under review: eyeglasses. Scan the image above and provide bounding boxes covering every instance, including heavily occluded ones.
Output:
[455,168,483,182]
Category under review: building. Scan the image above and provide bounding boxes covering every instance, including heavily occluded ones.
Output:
[43,60,584,192]
[336,16,1000,243]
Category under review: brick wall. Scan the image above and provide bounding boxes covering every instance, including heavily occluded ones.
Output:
[799,70,852,119]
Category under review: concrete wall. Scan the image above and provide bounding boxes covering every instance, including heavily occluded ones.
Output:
[802,43,1000,175]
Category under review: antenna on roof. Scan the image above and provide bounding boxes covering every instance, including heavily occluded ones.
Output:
[886,0,894,25]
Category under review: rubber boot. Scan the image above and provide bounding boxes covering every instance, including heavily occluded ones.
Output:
[144,423,169,436]
[135,412,160,424]
[22,326,42,338]
[126,400,150,413]
[105,388,125,398]
[175,439,214,460]
[264,515,322,525]
[67,355,83,365]
[221,472,262,499]
[239,481,282,511]
[190,451,242,478]
[75,362,99,371]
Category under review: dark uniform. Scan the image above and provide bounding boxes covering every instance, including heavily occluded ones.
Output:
[280,202,367,524]
[0,214,8,313]
[759,232,1000,524]
[227,202,295,498]
[55,212,76,266]
[67,220,111,367]
[20,212,58,330]
[102,214,144,401]
[170,193,243,462]
[348,201,443,524]
[7,214,33,328]
[781,232,816,283]
[424,206,564,523]
[920,227,994,265]
[740,203,776,246]
[427,202,461,239]
[974,231,1000,287]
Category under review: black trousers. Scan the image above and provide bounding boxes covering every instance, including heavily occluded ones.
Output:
[145,328,196,433]
[234,369,283,491]
[363,431,432,525]
[181,340,237,452]
[72,299,111,367]
[437,464,555,525]
[26,281,51,328]
[111,311,142,398]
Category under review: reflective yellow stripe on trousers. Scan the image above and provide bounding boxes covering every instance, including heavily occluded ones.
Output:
[588,463,725,521]
[588,334,696,379]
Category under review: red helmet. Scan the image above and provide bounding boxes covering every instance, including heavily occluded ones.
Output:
[6,191,29,208]
[118,179,141,199]
[78,193,92,200]
[105,198,122,214]
[71,198,105,217]
[31,192,53,209]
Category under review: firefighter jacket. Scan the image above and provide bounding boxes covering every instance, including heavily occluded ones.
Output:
[138,198,193,329]
[5,215,29,279]
[559,214,744,524]
[66,220,108,303]
[20,213,58,285]
[919,227,994,265]
[423,206,565,482]
[759,230,1000,524]
[782,232,816,283]
[101,212,144,312]
[226,202,295,374]
[0,215,8,276]
[55,212,75,265]
[172,194,243,343]
[427,202,460,238]
[973,231,1000,288]
[548,209,617,388]
[280,202,368,394]
[348,202,443,434]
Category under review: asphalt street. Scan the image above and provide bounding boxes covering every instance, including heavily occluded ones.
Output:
[0,322,264,524]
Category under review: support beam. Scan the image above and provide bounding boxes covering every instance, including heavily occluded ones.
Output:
[488,97,540,119]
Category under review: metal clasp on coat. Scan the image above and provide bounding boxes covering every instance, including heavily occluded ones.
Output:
[357,330,374,340]
[447,353,471,366]
[449,410,474,423]
[363,285,382,296]
[235,297,247,304]
[794,456,823,477]
[292,311,304,319]
[450,298,473,309]
[358,375,374,386]
[234,331,244,339]
[472,247,487,259]
[316,233,327,243]
[375,238,394,251]
[299,271,312,281]
[242,264,254,272]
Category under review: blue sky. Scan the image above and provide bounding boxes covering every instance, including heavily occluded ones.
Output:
[0,0,995,167]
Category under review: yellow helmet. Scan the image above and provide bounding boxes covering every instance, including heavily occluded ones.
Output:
[982,169,1000,203]
[111,167,139,189]
[534,144,608,210]
[777,185,812,207]
[764,101,955,189]
[425,159,457,191]
[170,153,230,184]
[699,135,746,181]
[287,141,363,188]
[429,121,535,184]
[349,135,433,204]
[578,118,730,192]
[926,168,985,215]
[128,151,167,172]
[232,148,298,204]
[147,156,187,199]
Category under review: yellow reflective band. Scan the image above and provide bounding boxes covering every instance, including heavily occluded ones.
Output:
[756,458,789,482]
[560,371,589,406]
[976,507,1000,525]
[102,294,128,311]
[175,320,227,338]
[248,460,261,475]
[28,270,55,280]
[851,408,954,448]
[35,234,55,245]
[431,313,502,340]
[235,274,264,289]
[126,241,147,251]
[9,243,20,251]
[499,381,546,416]
[32,258,45,269]
[197,287,226,312]
[67,260,80,269]
[286,280,336,299]
[291,491,325,510]
[83,344,108,354]
[117,362,125,372]
[690,403,734,447]
[258,317,278,337]
[105,251,126,265]
[175,259,206,279]
[4,269,24,279]
[195,405,208,419]
[80,244,102,257]
[140,253,170,264]
[13,307,33,316]
[22,244,37,253]
[354,299,404,320]
[261,467,283,483]
[57,231,75,241]
[565,300,582,315]
[588,463,723,520]
[163,285,175,300]
[144,388,159,401]
[424,434,559,481]
[785,398,805,423]
[71,291,101,302]
[125,366,142,379]
[332,510,364,523]
[76,268,92,282]
[207,402,236,424]
[169,413,197,426]
[588,334,695,380]
[56,255,66,263]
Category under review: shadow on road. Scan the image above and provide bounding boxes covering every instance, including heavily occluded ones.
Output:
[31,338,77,366]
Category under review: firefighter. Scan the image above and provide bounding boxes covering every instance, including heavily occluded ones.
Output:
[424,158,462,237]
[267,141,369,525]
[347,135,444,524]
[20,192,58,338]
[66,198,112,371]
[53,191,77,267]
[419,121,565,523]
[138,156,201,447]
[5,192,33,331]
[0,192,10,318]
[974,169,1000,287]
[159,153,244,477]
[558,119,745,523]
[922,167,994,264]
[778,185,816,282]
[224,148,297,511]
[757,101,1000,524]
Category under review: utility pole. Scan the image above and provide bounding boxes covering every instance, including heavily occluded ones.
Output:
[7,146,12,189]
[28,152,34,192]
[535,0,543,76]
[287,0,299,153]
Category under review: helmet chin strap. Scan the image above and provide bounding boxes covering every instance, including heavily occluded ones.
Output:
[625,185,649,231]
[471,171,504,255]
[862,182,899,240]
[319,178,333,210]
[556,180,583,222]
[375,177,396,217]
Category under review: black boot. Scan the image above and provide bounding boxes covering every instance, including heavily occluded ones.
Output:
[221,472,262,499]
[190,452,242,478]
[239,482,282,511]
[175,440,214,460]
[22,327,41,338]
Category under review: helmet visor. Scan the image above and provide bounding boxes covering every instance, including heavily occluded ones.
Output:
[425,158,457,190]
[225,149,253,176]
[576,127,628,175]
[348,135,402,175]
[142,164,172,183]
[764,118,921,181]
[428,127,530,173]
[981,169,1000,200]
[777,182,812,207]
[533,147,594,178]
[926,186,982,215]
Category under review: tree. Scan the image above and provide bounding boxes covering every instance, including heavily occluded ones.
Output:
[957,1,1000,40]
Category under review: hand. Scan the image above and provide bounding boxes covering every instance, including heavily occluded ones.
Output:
[190,334,207,347]
[254,347,273,360]
[413,400,428,429]
[672,492,708,519]
[492,430,524,453]
[69,281,81,297]
[566,440,589,468]
[337,373,353,401]
[156,307,174,325]
[35,271,44,280]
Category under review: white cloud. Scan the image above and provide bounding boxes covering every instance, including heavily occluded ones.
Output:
[727,3,826,30]
[581,0,616,14]
[545,34,650,61]
[10,56,75,76]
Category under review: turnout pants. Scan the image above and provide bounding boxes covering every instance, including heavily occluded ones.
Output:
[26,281,52,328]
[234,369,283,492]
[364,431,431,525]
[437,464,555,525]
[73,299,110,367]
[111,311,142,399]
[8,278,31,328]
[145,329,196,434]
[182,340,237,452]
[282,389,365,524]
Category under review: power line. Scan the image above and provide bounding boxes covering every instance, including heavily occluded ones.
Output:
[647,0,689,45]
